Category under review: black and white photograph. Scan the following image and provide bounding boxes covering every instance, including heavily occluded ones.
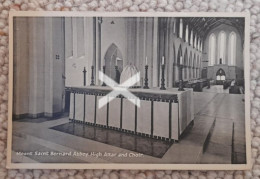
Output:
[7,12,251,170]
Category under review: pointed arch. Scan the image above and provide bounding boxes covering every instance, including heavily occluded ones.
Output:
[229,31,236,66]
[216,68,226,84]
[104,43,123,81]
[177,44,182,65]
[218,31,227,64]
[208,33,216,66]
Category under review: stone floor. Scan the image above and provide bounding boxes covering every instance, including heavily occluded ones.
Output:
[202,85,230,94]
[11,85,246,164]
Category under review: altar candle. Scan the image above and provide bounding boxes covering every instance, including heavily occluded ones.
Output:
[180,56,183,65]
[162,56,165,65]
[115,58,118,66]
[145,56,148,65]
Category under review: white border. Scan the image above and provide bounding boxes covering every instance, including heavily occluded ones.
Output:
[7,11,252,170]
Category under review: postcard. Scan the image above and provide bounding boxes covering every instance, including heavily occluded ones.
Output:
[7,11,251,170]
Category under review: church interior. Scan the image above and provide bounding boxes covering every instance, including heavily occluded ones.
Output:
[11,16,246,164]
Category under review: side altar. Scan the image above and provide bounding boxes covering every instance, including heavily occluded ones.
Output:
[66,86,194,141]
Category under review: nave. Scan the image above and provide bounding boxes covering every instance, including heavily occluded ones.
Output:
[12,16,247,164]
[12,91,246,164]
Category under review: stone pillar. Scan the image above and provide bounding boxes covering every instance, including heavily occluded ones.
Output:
[152,18,158,87]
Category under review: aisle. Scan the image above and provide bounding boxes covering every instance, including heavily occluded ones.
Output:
[202,85,229,93]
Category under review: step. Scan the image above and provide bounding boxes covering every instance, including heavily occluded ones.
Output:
[160,115,216,163]
[200,118,233,164]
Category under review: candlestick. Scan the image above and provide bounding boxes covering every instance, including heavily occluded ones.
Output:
[145,57,148,65]
[90,65,95,86]
[83,67,87,86]
[160,64,166,90]
[102,65,106,86]
[115,65,120,83]
[143,65,149,89]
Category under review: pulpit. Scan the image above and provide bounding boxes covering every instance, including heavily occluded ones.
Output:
[66,86,194,141]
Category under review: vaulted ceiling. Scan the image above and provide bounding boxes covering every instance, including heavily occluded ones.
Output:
[182,17,245,40]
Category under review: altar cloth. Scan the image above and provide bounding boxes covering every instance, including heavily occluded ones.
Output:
[67,86,194,141]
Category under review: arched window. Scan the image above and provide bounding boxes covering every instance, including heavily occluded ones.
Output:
[179,18,183,38]
[185,25,189,42]
[229,32,236,66]
[218,31,226,64]
[208,33,216,66]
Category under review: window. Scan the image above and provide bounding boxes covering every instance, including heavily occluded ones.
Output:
[218,31,226,64]
[185,25,189,42]
[179,19,183,38]
[208,33,216,66]
[229,32,236,66]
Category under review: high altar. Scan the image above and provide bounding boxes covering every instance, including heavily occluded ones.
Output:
[66,62,194,141]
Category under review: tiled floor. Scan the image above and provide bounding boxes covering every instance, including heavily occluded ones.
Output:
[12,86,246,164]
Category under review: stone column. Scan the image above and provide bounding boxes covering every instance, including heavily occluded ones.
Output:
[152,17,158,87]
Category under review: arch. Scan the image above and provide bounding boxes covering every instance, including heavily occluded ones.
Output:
[177,44,182,65]
[190,30,193,46]
[229,31,236,66]
[208,33,216,66]
[218,31,227,64]
[216,68,226,84]
[104,43,123,82]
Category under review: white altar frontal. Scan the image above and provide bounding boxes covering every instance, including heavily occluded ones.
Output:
[67,86,194,141]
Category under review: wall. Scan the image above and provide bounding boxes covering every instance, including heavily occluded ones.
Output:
[158,17,203,88]
[65,17,94,87]
[203,24,244,76]
[64,17,204,89]
[13,17,65,119]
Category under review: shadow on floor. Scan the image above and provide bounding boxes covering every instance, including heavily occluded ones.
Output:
[51,122,174,158]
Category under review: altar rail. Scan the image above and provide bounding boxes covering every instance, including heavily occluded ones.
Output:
[65,87,194,141]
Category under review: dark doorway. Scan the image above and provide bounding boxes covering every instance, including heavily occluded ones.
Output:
[216,68,226,85]
[104,43,123,82]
